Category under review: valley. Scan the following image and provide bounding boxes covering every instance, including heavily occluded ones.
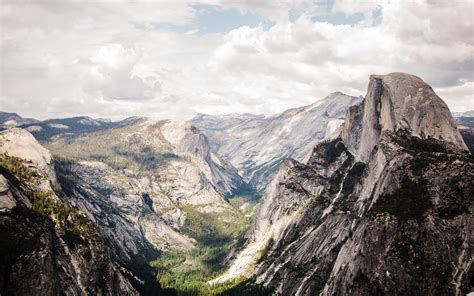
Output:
[0,73,473,295]
[0,87,359,295]
[2,0,473,294]
[43,118,258,294]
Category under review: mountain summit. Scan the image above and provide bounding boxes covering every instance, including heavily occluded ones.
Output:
[1,73,472,295]
[217,73,473,295]
[342,73,467,161]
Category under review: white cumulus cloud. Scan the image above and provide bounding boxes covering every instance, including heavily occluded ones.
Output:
[0,0,472,120]
[82,44,161,101]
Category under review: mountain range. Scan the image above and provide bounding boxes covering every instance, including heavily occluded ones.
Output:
[0,73,472,295]
[191,92,363,190]
[0,112,39,128]
[214,73,472,295]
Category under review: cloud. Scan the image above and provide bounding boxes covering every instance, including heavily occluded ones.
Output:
[0,0,472,121]
[435,80,474,113]
[82,44,161,101]
[202,1,473,111]
[0,1,198,31]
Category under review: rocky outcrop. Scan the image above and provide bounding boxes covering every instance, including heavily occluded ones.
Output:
[47,118,248,210]
[341,73,467,161]
[191,92,362,190]
[0,128,138,295]
[219,73,473,295]
[0,128,57,185]
[160,120,248,198]
[55,159,195,256]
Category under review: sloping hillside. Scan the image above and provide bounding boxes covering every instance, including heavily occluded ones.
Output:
[191,92,362,190]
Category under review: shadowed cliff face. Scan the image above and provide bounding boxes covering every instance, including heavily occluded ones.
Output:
[45,119,251,258]
[218,73,473,295]
[0,129,139,295]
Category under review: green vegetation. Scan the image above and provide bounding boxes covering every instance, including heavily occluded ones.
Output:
[313,138,346,162]
[257,237,274,264]
[0,152,39,181]
[44,120,263,294]
[370,176,431,221]
[31,191,69,220]
[151,247,247,295]
[0,153,100,247]
[180,205,249,245]
[30,190,101,244]
[227,194,259,217]
[151,202,255,295]
[45,120,176,172]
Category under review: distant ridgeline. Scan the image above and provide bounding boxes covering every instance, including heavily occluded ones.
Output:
[0,73,472,295]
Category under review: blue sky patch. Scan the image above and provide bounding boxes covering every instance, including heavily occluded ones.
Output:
[132,5,272,35]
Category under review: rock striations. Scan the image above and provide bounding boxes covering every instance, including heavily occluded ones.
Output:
[218,73,473,295]
[160,120,247,198]
[341,73,467,162]
[191,92,362,190]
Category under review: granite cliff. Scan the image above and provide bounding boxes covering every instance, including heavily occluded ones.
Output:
[191,92,362,190]
[217,73,473,296]
[0,129,140,295]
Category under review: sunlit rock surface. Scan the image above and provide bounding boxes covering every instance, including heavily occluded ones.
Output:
[219,73,473,295]
[191,92,362,190]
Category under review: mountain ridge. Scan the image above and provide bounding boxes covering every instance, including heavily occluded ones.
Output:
[0,73,472,295]
[216,73,473,295]
[191,92,363,190]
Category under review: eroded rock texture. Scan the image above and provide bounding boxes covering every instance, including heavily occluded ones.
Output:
[220,73,473,296]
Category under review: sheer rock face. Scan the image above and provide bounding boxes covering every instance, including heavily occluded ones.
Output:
[342,73,467,162]
[160,120,247,198]
[220,73,473,295]
[250,134,472,296]
[191,92,362,190]
[55,160,195,257]
[0,129,138,295]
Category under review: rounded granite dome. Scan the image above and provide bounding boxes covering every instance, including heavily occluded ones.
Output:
[342,72,467,161]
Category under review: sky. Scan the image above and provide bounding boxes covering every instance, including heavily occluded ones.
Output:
[0,0,473,120]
